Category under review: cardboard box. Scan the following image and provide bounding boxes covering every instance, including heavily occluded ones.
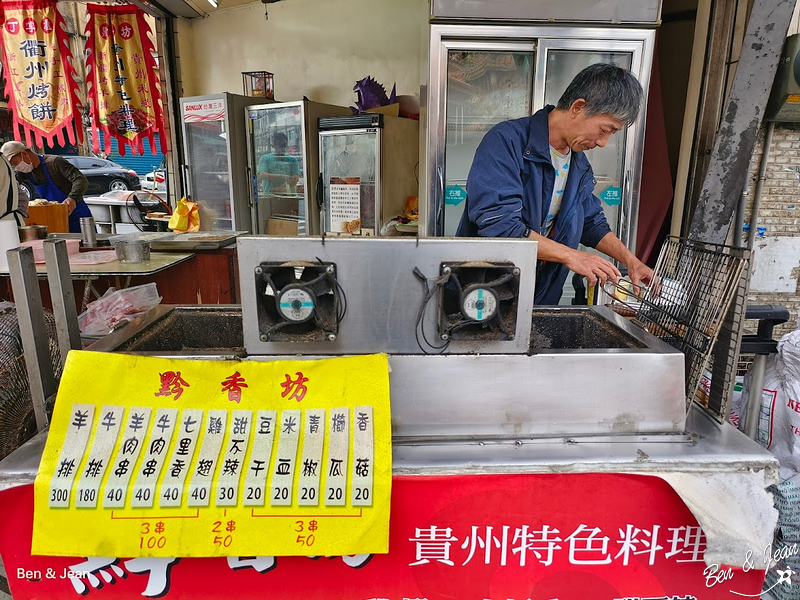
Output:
[26,203,69,233]
[266,218,299,236]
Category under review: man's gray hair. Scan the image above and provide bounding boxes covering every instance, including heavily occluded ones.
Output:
[556,63,643,126]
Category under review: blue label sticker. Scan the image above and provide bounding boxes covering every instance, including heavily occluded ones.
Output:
[599,185,622,206]
[444,185,467,206]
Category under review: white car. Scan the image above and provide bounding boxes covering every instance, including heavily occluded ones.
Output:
[140,169,166,192]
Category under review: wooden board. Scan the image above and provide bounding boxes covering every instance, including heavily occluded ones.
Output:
[25,204,69,233]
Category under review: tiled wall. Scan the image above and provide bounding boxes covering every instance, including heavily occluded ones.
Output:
[742,123,800,338]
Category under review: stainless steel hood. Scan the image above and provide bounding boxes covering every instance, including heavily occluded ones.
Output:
[430,0,663,24]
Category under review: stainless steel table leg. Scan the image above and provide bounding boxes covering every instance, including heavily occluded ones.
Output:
[744,354,768,440]
[44,239,82,366]
[7,246,54,432]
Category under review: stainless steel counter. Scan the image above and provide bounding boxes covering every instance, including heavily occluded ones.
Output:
[88,304,687,436]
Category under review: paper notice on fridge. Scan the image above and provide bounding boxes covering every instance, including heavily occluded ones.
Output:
[329,177,361,234]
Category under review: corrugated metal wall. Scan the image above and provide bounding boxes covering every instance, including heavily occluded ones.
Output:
[106,134,165,177]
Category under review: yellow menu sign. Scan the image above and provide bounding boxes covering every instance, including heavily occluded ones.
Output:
[32,351,391,558]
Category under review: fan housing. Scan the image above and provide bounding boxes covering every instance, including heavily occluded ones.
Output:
[254,261,340,342]
[438,262,520,341]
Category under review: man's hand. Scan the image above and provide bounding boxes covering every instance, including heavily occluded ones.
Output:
[626,258,654,289]
[63,197,76,215]
[564,248,621,286]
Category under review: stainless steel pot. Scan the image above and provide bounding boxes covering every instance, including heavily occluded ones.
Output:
[113,240,151,263]
[17,225,48,241]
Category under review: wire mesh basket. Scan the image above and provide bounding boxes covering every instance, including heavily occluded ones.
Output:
[603,237,748,409]
[0,303,61,460]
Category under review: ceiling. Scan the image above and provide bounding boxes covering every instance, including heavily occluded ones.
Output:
[151,0,262,18]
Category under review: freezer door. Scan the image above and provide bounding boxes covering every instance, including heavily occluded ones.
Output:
[246,101,310,235]
[425,37,536,237]
[181,94,237,230]
[534,38,654,303]
[320,128,381,235]
[534,37,654,303]
[442,45,535,236]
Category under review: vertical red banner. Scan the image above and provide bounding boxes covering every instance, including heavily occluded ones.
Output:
[0,0,83,148]
[85,4,167,156]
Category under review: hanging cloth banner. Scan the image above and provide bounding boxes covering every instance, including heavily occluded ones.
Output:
[85,4,167,156]
[0,0,83,148]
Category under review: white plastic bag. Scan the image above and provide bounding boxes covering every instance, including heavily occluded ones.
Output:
[742,329,800,479]
[78,283,161,336]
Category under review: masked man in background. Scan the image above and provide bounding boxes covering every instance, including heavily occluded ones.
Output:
[1,141,90,233]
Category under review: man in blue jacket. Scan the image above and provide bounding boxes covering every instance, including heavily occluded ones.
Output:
[456,63,653,305]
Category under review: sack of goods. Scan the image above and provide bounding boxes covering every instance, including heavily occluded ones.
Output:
[742,328,800,600]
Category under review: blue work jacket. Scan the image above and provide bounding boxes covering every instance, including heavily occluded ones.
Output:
[456,106,612,305]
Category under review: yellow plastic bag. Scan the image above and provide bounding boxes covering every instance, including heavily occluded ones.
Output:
[187,201,200,232]
[168,198,200,232]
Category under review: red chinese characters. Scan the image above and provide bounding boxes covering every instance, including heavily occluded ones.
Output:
[221,372,248,403]
[154,371,190,401]
[280,372,309,402]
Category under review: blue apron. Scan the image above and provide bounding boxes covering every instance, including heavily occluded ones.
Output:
[31,155,93,233]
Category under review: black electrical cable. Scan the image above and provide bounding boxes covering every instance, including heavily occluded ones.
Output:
[334,279,347,324]
[413,267,450,354]
[313,257,346,325]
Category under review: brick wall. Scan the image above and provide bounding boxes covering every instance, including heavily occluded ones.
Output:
[742,123,800,338]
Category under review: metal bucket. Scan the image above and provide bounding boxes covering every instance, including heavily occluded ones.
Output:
[112,240,150,263]
[17,225,48,241]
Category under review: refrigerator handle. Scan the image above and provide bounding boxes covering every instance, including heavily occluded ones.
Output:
[246,165,253,208]
[182,164,192,200]
[436,165,445,236]
[247,164,257,234]
[316,172,324,211]
[316,172,325,234]
[620,169,631,246]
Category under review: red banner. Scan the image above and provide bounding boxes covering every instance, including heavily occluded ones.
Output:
[0,0,83,148]
[0,473,768,599]
[84,4,166,156]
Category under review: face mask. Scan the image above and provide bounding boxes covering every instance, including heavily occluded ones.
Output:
[14,156,33,174]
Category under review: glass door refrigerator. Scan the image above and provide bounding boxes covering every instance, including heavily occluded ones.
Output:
[180,93,265,231]
[423,2,658,257]
[318,113,419,236]
[245,100,351,236]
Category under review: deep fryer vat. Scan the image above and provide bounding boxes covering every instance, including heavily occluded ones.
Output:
[101,306,648,354]
[530,308,646,351]
[104,306,244,353]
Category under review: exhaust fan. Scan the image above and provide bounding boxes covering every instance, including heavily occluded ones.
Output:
[254,261,343,342]
[438,262,520,342]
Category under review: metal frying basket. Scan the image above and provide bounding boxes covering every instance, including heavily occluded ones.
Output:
[0,303,61,460]
[604,237,748,409]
